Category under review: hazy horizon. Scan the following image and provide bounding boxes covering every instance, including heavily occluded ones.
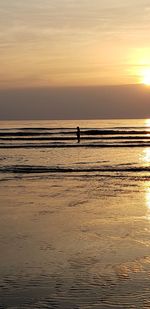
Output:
[0,83,150,120]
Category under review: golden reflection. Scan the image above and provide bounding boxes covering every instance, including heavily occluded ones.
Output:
[145,119,150,127]
[145,189,150,210]
[143,148,150,164]
[142,148,150,219]
[142,120,150,165]
[145,187,150,221]
[141,68,150,85]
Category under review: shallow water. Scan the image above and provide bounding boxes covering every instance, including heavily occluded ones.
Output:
[0,119,150,308]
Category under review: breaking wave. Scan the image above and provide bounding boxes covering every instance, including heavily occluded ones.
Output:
[1,126,150,148]
[1,165,150,174]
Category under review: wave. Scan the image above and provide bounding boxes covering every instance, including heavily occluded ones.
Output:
[1,142,150,148]
[1,126,150,148]
[1,165,150,174]
[83,129,150,135]
[1,128,150,136]
[1,136,150,141]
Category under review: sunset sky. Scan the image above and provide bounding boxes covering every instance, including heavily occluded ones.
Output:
[1,0,150,119]
[1,0,150,89]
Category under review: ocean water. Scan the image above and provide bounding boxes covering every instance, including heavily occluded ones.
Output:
[0,119,150,308]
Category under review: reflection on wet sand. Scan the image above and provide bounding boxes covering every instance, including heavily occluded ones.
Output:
[1,119,150,308]
[142,146,150,220]
[145,187,150,215]
[1,172,150,308]
[143,147,150,164]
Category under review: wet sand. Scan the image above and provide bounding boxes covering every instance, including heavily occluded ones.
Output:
[0,173,150,308]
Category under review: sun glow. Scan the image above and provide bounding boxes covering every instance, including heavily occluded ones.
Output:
[141,68,150,85]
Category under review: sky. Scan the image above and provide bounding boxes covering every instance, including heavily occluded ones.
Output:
[1,0,150,119]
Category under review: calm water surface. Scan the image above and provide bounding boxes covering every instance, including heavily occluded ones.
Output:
[0,119,150,308]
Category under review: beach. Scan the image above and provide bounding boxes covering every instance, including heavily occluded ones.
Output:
[0,119,150,308]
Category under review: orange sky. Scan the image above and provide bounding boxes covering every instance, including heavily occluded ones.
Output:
[1,1,150,89]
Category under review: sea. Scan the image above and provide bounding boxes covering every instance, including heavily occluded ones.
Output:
[0,119,150,308]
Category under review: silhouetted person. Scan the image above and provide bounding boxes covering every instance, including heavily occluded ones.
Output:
[76,126,80,143]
